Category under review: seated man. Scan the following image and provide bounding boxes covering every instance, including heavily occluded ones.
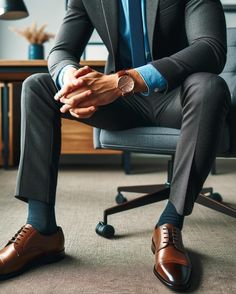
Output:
[0,0,231,290]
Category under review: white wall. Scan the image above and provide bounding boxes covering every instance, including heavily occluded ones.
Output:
[225,12,236,27]
[0,0,65,59]
[0,0,235,60]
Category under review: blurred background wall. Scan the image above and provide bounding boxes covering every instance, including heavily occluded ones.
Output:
[0,0,235,60]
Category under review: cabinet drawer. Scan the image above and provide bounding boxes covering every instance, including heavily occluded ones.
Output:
[61,119,121,155]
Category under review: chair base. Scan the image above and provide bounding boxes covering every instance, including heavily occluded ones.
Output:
[103,183,170,224]
[96,183,236,238]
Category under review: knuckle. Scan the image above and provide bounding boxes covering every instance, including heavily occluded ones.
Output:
[79,78,84,85]
[73,113,79,118]
[92,101,98,107]
[70,98,76,107]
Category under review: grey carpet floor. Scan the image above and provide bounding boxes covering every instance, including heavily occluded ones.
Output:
[0,157,235,294]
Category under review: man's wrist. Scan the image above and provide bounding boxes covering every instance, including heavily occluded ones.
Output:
[63,66,78,85]
[56,65,78,89]
[113,69,148,96]
[126,69,148,93]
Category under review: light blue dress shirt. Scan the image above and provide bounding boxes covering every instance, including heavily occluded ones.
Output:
[119,0,166,94]
[57,0,167,94]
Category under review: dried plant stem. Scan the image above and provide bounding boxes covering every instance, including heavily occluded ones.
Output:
[9,22,55,44]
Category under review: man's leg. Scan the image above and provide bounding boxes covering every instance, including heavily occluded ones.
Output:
[151,73,230,290]
[15,73,154,204]
[0,73,154,279]
[158,73,230,216]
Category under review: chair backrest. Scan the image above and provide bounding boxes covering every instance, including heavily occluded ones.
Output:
[220,27,236,155]
[220,28,236,92]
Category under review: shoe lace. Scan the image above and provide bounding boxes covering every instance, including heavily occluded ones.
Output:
[8,226,31,246]
[162,226,179,246]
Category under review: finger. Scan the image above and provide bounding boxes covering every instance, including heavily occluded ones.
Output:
[60,89,92,113]
[54,78,85,101]
[69,106,97,118]
[54,84,72,101]
[72,106,97,115]
[54,88,67,101]
[60,103,72,113]
[74,98,98,108]
[60,90,92,108]
[74,66,93,78]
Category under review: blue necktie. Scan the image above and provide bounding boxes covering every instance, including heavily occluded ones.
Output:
[128,0,146,67]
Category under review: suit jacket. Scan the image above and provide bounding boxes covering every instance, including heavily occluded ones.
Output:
[48,0,227,92]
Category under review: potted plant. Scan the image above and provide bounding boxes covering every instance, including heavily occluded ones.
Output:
[9,22,55,59]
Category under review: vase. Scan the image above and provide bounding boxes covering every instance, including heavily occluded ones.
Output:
[28,44,44,60]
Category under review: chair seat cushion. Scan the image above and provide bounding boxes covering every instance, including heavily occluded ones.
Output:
[98,125,230,156]
[99,127,180,154]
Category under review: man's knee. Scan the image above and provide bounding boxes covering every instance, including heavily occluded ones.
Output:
[21,73,57,111]
[22,73,55,95]
[23,72,51,87]
[183,72,231,109]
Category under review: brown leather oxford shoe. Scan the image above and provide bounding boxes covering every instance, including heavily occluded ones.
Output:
[152,224,191,290]
[0,224,65,280]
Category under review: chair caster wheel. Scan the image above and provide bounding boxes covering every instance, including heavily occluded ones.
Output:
[115,193,127,204]
[208,192,223,202]
[95,222,115,238]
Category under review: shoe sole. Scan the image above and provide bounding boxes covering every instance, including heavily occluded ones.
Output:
[0,249,65,281]
[151,241,191,291]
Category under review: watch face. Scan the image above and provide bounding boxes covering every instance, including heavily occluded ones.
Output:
[118,75,135,94]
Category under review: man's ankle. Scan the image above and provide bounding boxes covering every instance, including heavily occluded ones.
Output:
[27,199,57,235]
[157,201,184,230]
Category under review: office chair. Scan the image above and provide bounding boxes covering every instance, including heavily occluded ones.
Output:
[94,27,236,239]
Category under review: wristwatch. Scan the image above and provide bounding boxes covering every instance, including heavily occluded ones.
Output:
[117,70,135,96]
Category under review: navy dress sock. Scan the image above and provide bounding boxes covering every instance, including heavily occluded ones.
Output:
[27,199,57,235]
[157,201,184,230]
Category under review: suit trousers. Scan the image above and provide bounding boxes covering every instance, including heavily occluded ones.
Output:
[15,72,230,215]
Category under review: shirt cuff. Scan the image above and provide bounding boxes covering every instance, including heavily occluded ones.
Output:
[135,64,167,96]
[56,65,77,89]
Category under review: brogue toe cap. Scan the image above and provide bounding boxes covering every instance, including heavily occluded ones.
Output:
[157,262,191,286]
[0,257,5,274]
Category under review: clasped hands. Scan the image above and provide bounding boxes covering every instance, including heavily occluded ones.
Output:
[54,66,121,119]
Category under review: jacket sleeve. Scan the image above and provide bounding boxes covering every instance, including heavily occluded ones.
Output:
[47,0,94,84]
[150,0,227,91]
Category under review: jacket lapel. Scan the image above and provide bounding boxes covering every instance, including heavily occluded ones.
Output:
[100,0,118,62]
[98,0,159,63]
[146,0,159,59]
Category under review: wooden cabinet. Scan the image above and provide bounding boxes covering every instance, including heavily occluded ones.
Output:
[0,83,3,166]
[61,119,119,155]
[0,82,21,166]
[0,83,20,166]
[9,83,22,165]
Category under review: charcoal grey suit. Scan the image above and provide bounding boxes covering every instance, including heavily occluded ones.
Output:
[15,0,230,215]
